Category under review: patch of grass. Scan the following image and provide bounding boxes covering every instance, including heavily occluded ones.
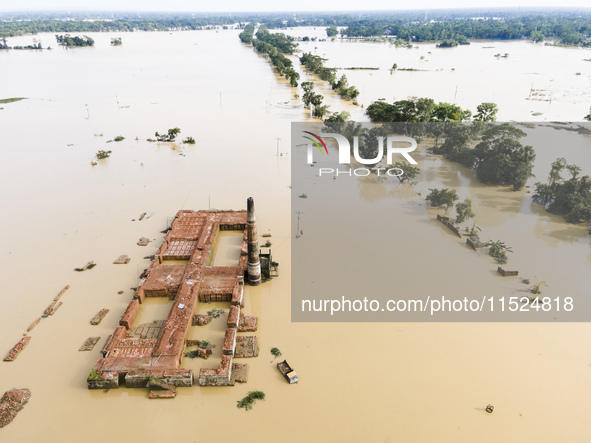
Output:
[113,136,125,142]
[185,350,199,359]
[237,390,265,411]
[263,240,272,247]
[182,136,195,144]
[270,347,282,358]
[520,278,530,285]
[207,308,225,319]
[298,193,308,198]
[0,97,27,104]
[87,263,96,270]
[88,369,103,380]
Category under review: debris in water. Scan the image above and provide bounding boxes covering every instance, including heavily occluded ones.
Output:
[148,388,176,399]
[74,262,96,272]
[44,286,69,315]
[4,336,31,361]
[0,389,31,428]
[139,212,147,221]
[90,309,109,325]
[113,255,130,264]
[79,337,100,351]
[26,318,41,333]
[137,237,150,246]
[486,404,494,413]
[192,315,212,326]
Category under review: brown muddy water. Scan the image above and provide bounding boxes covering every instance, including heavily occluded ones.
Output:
[0,28,590,442]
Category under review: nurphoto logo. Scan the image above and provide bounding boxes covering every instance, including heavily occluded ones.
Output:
[302,130,418,177]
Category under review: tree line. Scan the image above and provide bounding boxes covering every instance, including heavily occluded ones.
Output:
[55,34,94,47]
[339,14,591,47]
[239,24,300,87]
[299,53,360,102]
[3,9,591,47]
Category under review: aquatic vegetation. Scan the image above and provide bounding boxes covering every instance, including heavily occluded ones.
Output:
[207,308,225,319]
[298,194,308,199]
[113,136,125,142]
[465,221,481,237]
[237,390,265,411]
[155,127,181,142]
[0,97,27,104]
[529,280,548,295]
[485,240,513,265]
[270,347,282,358]
[95,150,112,160]
[182,136,195,144]
[87,369,103,381]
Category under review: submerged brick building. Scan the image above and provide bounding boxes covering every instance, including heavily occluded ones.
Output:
[88,198,276,393]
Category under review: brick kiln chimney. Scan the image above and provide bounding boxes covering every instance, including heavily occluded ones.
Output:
[247,197,261,286]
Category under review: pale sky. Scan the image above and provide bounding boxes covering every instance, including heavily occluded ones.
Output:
[1,0,590,12]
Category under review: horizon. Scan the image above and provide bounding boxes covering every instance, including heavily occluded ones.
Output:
[2,1,591,14]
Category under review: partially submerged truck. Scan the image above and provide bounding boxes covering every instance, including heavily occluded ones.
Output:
[277,360,298,384]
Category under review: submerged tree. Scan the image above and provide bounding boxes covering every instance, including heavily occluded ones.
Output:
[473,124,535,191]
[485,240,513,265]
[155,127,181,142]
[455,198,475,224]
[426,188,459,208]
[474,102,498,122]
[533,157,591,223]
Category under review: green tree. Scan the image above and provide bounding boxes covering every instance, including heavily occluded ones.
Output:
[455,199,475,223]
[474,102,498,122]
[533,158,591,223]
[530,31,544,42]
[390,162,420,183]
[324,110,350,123]
[485,240,512,265]
[155,127,181,142]
[426,188,459,208]
[473,124,535,191]
[432,102,471,122]
[326,26,338,37]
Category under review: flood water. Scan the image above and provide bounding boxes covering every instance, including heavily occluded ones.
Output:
[0,27,591,443]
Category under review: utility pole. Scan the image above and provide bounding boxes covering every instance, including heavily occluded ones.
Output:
[295,211,303,239]
[276,138,281,156]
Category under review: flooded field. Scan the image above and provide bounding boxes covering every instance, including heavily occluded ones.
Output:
[0,27,590,442]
